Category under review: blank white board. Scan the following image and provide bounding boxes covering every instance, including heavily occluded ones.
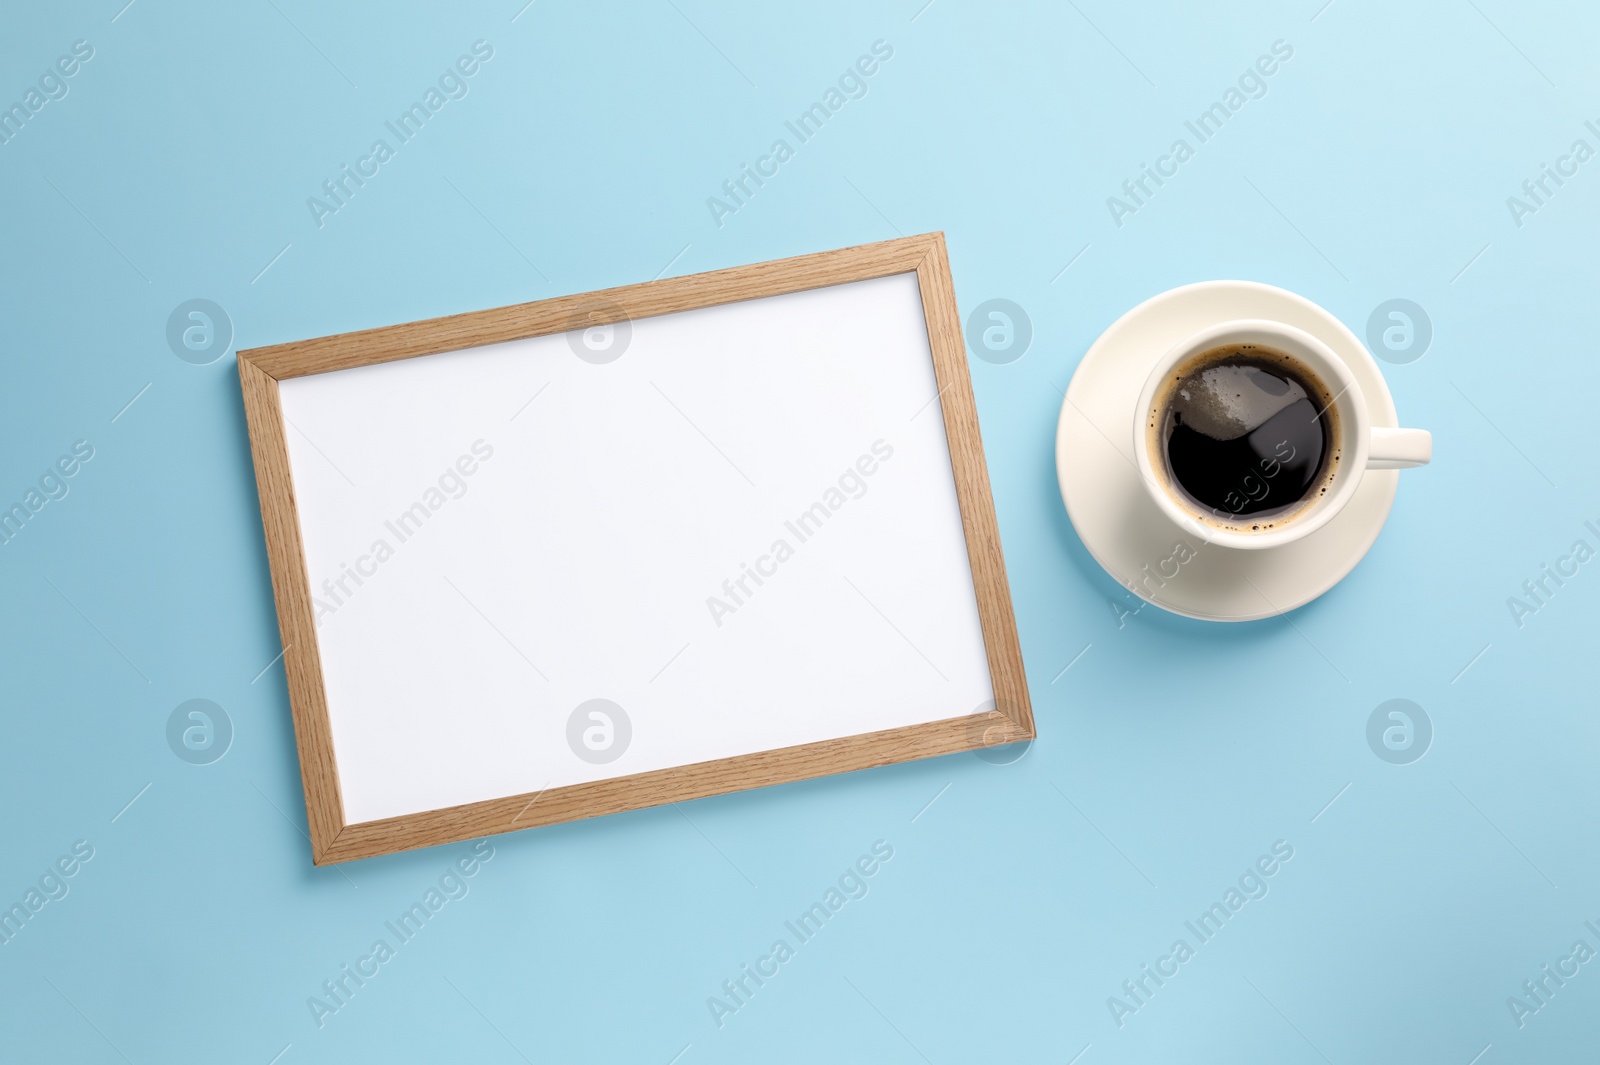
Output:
[277,271,995,824]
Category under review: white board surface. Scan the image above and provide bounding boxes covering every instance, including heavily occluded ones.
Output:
[278,271,993,824]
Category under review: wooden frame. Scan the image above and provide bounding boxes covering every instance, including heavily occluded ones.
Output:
[238,232,1032,865]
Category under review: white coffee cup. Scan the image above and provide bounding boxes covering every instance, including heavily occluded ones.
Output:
[1133,319,1430,551]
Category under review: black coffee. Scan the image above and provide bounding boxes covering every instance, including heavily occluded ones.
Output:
[1150,345,1336,529]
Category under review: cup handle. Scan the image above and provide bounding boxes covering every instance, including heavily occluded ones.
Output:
[1368,427,1431,469]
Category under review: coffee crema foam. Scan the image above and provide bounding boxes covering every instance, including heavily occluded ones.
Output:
[1145,343,1341,534]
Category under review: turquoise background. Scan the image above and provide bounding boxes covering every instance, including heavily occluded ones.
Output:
[2,0,1596,1061]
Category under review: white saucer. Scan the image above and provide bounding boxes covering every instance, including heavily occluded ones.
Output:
[1054,281,1399,622]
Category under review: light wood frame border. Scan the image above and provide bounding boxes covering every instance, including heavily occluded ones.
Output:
[238,233,1032,865]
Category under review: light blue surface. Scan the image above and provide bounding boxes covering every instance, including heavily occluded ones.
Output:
[2,1,1596,1061]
